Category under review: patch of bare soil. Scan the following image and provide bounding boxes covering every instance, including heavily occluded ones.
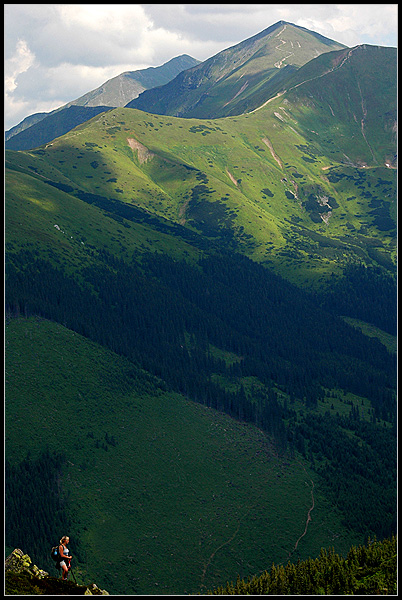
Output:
[127,137,155,164]
[262,137,283,169]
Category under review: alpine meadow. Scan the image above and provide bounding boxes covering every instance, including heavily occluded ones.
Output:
[5,19,397,595]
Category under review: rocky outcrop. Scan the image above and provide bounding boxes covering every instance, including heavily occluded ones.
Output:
[5,548,49,579]
[5,549,109,595]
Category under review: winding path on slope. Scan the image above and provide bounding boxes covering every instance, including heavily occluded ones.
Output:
[199,449,317,589]
[288,477,315,559]
[251,47,384,167]
[199,441,283,590]
[251,47,361,114]
[199,509,249,590]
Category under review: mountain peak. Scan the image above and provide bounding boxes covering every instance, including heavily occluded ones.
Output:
[65,54,200,109]
[126,21,346,118]
[5,54,200,149]
[252,20,346,49]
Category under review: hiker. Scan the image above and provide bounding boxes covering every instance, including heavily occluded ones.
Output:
[59,535,72,580]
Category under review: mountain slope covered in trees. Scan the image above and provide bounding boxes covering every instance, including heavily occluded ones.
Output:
[7,315,375,594]
[5,20,396,596]
[5,160,397,591]
[211,535,397,595]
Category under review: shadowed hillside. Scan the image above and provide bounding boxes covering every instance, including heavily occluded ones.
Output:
[127,21,346,118]
[5,19,396,596]
[5,55,200,150]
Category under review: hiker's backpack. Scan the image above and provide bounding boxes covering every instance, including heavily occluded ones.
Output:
[50,545,60,562]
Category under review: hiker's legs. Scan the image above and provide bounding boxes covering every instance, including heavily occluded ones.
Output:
[60,562,69,580]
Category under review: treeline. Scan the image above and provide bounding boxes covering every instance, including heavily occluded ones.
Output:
[5,245,397,538]
[5,247,396,420]
[315,262,397,335]
[210,535,397,595]
[4,449,81,571]
[287,410,397,538]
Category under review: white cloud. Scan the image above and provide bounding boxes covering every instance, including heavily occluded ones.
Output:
[5,39,36,93]
[4,4,398,131]
[5,38,38,128]
[297,4,399,47]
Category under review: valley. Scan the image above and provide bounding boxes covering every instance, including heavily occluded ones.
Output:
[5,18,396,596]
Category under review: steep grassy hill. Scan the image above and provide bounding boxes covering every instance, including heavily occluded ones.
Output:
[5,30,396,597]
[6,42,396,295]
[5,316,365,595]
[281,44,397,168]
[127,21,346,119]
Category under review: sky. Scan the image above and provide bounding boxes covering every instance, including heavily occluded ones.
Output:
[4,3,398,131]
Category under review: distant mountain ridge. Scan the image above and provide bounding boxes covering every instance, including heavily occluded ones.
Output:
[5,20,397,596]
[5,42,396,288]
[126,21,346,118]
[4,105,112,152]
[62,54,200,109]
[5,22,349,150]
[5,54,199,148]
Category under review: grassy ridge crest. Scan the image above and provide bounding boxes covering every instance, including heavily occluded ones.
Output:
[6,66,396,291]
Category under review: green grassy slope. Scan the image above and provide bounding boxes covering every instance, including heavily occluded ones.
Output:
[5,155,200,272]
[127,21,346,118]
[282,45,397,167]
[5,316,363,595]
[5,39,396,597]
[5,55,200,150]
[6,43,396,291]
[342,317,397,355]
